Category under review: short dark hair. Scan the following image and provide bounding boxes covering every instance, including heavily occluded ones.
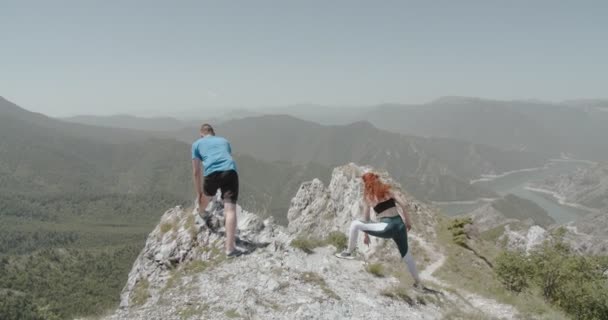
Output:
[200,123,215,135]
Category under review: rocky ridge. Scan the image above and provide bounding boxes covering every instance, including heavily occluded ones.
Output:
[105,164,522,320]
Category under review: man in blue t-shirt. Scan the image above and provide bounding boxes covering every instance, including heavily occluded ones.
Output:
[192,123,242,257]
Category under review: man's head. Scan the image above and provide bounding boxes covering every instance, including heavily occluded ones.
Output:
[200,123,215,137]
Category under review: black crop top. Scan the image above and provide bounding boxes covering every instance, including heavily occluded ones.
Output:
[373,198,396,213]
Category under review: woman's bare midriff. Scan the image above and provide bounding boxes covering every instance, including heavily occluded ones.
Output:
[367,197,399,218]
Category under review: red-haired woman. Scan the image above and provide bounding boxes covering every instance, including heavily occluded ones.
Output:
[336,172,421,288]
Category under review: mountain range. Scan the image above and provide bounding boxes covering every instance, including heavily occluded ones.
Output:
[65,96,608,163]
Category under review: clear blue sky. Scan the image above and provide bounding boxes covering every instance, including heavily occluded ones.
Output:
[1,0,607,116]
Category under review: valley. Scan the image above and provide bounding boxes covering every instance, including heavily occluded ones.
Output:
[436,159,595,224]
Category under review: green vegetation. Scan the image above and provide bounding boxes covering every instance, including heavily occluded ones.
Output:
[177,303,209,320]
[0,192,181,319]
[0,246,139,319]
[436,216,568,319]
[130,279,150,306]
[290,231,348,254]
[160,221,176,234]
[325,231,348,251]
[380,286,413,305]
[290,237,325,254]
[0,289,55,320]
[495,235,608,320]
[494,250,533,293]
[224,309,241,318]
[300,272,340,300]
[447,217,473,248]
[366,263,386,277]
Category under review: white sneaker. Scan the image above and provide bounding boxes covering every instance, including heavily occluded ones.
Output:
[335,251,355,260]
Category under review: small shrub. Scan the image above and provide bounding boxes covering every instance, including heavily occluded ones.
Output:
[326,231,348,251]
[448,217,473,248]
[291,232,348,253]
[290,237,323,254]
[159,222,173,234]
[178,303,208,320]
[130,279,150,306]
[300,272,340,300]
[185,214,197,239]
[366,263,386,277]
[163,270,182,292]
[495,250,532,293]
[183,260,210,274]
[380,287,414,305]
[224,309,241,318]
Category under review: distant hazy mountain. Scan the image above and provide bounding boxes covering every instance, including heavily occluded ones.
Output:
[64,114,199,132]
[562,99,608,109]
[249,97,608,161]
[360,97,608,161]
[258,104,367,125]
[172,115,546,202]
[64,97,608,163]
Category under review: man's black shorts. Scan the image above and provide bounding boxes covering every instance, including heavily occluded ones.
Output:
[203,170,239,203]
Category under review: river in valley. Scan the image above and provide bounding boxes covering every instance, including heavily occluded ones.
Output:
[435,159,593,224]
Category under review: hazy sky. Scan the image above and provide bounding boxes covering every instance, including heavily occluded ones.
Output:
[1,0,607,117]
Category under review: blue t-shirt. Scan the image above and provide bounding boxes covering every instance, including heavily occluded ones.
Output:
[191,136,237,176]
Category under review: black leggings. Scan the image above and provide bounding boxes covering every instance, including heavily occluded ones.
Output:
[348,216,408,257]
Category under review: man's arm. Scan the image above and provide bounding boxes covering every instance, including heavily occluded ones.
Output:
[392,190,413,230]
[192,158,203,198]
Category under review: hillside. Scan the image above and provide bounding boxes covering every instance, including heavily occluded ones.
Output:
[0,96,159,144]
[530,162,608,210]
[103,164,602,320]
[465,194,555,233]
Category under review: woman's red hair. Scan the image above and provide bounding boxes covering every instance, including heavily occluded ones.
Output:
[362,172,391,201]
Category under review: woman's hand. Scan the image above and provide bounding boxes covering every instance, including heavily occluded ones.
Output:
[363,233,370,246]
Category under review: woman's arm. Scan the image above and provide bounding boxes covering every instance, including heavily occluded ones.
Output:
[392,190,413,230]
[361,199,371,245]
[361,200,371,222]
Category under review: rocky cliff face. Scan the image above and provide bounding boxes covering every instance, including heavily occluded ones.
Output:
[105,164,522,320]
[531,163,608,210]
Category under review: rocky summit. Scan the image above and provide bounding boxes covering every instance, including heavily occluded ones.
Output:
[105,164,523,320]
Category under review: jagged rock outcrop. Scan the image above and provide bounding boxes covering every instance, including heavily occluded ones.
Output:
[288,164,438,252]
[106,164,519,320]
[118,197,289,309]
[500,225,549,253]
[467,203,608,256]
[562,211,608,255]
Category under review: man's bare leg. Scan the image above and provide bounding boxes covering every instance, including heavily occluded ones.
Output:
[198,194,211,214]
[224,202,237,253]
